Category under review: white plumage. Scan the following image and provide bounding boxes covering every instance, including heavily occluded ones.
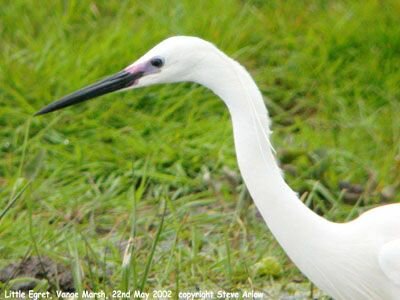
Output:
[37,36,400,299]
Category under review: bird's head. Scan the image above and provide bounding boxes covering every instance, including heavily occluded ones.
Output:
[35,36,219,115]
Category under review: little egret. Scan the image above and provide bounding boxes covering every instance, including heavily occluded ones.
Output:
[36,36,400,299]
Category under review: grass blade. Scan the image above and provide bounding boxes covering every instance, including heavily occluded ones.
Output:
[139,199,167,292]
[0,181,31,221]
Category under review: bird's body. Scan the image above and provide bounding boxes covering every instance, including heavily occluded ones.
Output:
[37,36,400,299]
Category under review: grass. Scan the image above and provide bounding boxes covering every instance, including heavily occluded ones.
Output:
[1,0,400,298]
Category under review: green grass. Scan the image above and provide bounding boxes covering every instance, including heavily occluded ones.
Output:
[1,0,400,298]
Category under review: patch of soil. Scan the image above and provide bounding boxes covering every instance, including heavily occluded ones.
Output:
[339,181,364,204]
[0,256,74,292]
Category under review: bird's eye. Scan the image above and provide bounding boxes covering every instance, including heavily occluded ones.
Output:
[150,57,164,68]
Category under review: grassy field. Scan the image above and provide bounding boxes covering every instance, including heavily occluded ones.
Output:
[1,0,399,298]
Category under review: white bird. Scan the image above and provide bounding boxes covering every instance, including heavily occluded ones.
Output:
[36,36,400,299]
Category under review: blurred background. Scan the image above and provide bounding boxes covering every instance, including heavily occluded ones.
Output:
[0,0,399,298]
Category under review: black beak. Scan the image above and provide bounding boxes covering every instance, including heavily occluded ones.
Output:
[35,70,143,115]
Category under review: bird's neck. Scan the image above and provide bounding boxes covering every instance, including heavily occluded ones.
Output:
[201,55,335,266]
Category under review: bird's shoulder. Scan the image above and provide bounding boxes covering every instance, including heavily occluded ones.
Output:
[350,203,400,241]
[357,203,400,224]
[354,204,400,286]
